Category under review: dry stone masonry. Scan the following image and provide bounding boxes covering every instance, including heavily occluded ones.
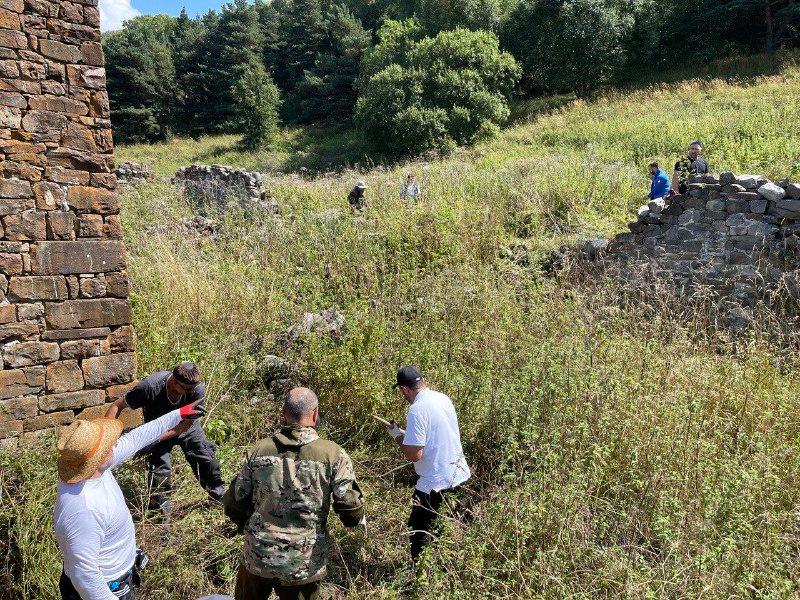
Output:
[602,172,800,307]
[114,161,154,186]
[173,164,279,215]
[0,0,137,447]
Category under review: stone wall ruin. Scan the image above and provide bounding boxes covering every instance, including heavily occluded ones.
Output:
[0,0,137,447]
[599,172,800,315]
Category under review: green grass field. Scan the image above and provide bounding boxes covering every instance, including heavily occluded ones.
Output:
[4,55,800,599]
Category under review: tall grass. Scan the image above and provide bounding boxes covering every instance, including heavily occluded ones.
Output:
[4,64,800,599]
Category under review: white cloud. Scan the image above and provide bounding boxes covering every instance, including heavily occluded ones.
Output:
[99,0,141,32]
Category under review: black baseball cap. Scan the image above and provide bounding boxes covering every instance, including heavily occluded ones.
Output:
[393,365,423,389]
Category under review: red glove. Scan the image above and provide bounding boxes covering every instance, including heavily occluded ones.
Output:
[179,400,205,420]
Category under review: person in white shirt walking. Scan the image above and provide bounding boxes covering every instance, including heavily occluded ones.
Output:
[385,366,471,562]
[399,173,421,204]
[53,400,204,600]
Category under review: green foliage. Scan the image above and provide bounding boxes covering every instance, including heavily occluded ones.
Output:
[356,24,520,154]
[414,0,511,34]
[204,0,266,130]
[233,64,282,150]
[104,15,177,142]
[288,4,372,122]
[503,0,638,96]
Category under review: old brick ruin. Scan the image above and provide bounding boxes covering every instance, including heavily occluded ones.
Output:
[0,0,137,447]
[602,172,800,312]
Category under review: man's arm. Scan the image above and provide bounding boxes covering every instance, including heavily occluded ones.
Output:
[394,435,424,462]
[57,513,117,600]
[109,408,192,468]
[105,396,126,419]
[223,452,254,532]
[331,448,364,527]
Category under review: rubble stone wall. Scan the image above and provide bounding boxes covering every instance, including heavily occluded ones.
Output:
[0,0,138,447]
[173,164,279,214]
[606,172,800,305]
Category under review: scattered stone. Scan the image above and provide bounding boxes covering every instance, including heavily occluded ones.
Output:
[282,308,346,348]
[583,238,609,260]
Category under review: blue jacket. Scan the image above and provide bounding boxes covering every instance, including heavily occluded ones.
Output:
[649,168,671,200]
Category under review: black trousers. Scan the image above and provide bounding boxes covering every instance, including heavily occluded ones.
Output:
[59,568,139,600]
[144,422,225,514]
[408,487,459,561]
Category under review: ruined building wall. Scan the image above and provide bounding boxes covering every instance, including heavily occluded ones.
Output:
[0,0,137,447]
[605,172,800,307]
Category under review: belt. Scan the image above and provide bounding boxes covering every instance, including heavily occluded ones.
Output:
[108,566,135,596]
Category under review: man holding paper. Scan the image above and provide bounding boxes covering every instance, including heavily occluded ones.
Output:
[385,366,471,562]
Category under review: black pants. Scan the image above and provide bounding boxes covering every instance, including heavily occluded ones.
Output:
[60,568,139,600]
[145,422,225,514]
[408,487,459,562]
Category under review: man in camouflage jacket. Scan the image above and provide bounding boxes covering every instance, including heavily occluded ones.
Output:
[224,387,365,600]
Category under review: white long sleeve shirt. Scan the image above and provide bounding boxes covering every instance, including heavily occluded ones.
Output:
[53,410,183,600]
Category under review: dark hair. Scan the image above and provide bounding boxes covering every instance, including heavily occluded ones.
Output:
[689,140,702,148]
[173,362,201,386]
[648,161,659,169]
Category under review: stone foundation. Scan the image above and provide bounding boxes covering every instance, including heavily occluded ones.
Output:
[602,172,800,306]
[0,0,138,447]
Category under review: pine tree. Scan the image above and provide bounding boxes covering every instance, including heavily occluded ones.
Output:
[234,63,282,149]
[104,15,177,142]
[291,4,371,121]
[205,0,266,130]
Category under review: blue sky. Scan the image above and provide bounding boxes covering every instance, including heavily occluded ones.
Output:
[100,0,227,31]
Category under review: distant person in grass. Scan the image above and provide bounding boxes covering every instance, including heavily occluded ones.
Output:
[54,401,204,600]
[648,162,671,201]
[347,180,368,211]
[386,366,471,563]
[399,173,421,203]
[105,362,226,519]
[672,140,709,195]
[224,387,365,600]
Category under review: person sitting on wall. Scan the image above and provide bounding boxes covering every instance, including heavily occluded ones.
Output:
[648,161,671,201]
[672,140,709,195]
[106,362,226,519]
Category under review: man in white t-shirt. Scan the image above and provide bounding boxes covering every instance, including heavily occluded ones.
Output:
[385,366,471,562]
[53,400,204,600]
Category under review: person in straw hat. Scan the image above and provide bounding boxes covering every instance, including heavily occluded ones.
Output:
[53,400,205,600]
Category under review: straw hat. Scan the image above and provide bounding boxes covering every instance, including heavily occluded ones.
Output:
[57,418,124,483]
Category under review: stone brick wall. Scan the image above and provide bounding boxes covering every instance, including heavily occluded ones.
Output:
[604,172,800,307]
[0,0,138,447]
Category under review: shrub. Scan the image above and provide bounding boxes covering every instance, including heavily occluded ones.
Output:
[233,64,282,150]
[355,23,520,155]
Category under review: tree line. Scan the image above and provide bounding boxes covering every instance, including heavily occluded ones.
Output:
[104,0,800,153]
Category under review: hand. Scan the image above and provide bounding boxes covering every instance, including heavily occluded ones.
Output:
[386,421,403,439]
[179,399,206,420]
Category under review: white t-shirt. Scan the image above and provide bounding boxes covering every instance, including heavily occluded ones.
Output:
[403,388,471,494]
[53,410,182,600]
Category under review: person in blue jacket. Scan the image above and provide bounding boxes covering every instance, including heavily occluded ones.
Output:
[648,161,671,200]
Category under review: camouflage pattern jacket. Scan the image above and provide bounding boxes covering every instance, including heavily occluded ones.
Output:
[223,425,364,585]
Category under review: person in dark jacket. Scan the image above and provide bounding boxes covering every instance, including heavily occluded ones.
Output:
[672,141,709,194]
[648,162,671,200]
[106,362,226,518]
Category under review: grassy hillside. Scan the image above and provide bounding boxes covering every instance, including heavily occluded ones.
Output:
[4,61,800,599]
